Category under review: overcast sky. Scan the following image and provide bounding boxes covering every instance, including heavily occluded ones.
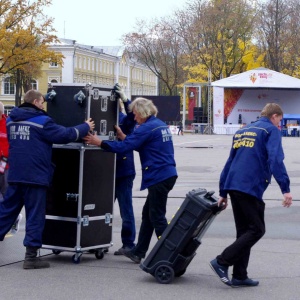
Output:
[44,0,188,46]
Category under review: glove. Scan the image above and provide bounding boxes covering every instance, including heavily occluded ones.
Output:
[114,83,127,102]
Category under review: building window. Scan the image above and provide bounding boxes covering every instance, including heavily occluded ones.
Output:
[49,62,58,67]
[31,79,37,90]
[4,105,14,115]
[49,78,59,84]
[4,77,15,95]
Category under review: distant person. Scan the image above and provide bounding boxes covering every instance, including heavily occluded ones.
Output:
[84,97,177,263]
[178,121,183,135]
[210,103,292,287]
[0,90,94,269]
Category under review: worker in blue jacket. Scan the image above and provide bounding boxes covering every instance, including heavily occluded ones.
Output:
[113,84,136,255]
[210,103,292,288]
[0,89,94,269]
[84,97,177,263]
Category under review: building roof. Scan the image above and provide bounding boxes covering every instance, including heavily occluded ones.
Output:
[211,67,300,89]
[53,38,124,57]
[93,46,124,57]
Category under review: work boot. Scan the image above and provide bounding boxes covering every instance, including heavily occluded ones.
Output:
[23,246,50,269]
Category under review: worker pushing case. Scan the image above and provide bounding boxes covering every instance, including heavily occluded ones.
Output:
[140,188,224,284]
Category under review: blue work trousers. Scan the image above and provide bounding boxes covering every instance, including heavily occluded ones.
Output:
[133,176,177,258]
[0,184,47,247]
[115,175,136,249]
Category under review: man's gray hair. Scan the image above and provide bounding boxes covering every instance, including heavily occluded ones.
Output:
[129,97,158,118]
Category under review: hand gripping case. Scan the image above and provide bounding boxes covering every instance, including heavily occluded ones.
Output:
[140,188,224,284]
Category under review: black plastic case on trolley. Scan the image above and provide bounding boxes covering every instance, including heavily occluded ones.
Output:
[42,83,118,263]
[140,188,224,283]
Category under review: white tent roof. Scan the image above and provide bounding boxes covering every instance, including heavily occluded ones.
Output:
[211,67,300,89]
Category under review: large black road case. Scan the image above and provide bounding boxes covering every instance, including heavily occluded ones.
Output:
[46,83,118,139]
[42,83,118,263]
[42,144,115,263]
[140,188,223,283]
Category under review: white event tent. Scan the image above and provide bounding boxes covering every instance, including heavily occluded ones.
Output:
[211,67,300,134]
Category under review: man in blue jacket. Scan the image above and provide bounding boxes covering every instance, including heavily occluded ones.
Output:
[0,89,94,269]
[84,97,177,263]
[113,84,136,255]
[210,103,292,287]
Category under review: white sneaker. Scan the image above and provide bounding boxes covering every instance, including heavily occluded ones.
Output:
[11,214,22,234]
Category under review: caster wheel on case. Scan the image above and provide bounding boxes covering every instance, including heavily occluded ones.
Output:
[52,250,61,255]
[72,253,82,264]
[154,265,174,284]
[95,250,104,259]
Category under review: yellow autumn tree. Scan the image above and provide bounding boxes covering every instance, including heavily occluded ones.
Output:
[176,0,257,82]
[0,0,63,105]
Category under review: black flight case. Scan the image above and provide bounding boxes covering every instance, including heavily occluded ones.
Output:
[46,82,118,138]
[42,83,118,263]
[140,188,224,283]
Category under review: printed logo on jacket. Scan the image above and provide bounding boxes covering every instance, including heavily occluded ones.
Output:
[9,125,30,140]
[162,128,173,142]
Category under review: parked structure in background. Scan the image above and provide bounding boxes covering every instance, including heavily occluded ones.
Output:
[0,38,158,111]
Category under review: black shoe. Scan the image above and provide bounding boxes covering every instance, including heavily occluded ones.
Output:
[124,250,141,264]
[232,277,259,288]
[209,258,232,286]
[114,246,132,256]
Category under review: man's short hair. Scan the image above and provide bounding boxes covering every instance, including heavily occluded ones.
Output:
[24,90,43,104]
[261,103,283,118]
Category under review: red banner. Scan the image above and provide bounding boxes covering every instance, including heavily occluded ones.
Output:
[188,87,197,120]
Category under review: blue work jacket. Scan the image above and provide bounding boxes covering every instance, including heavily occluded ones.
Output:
[116,100,136,178]
[102,115,177,190]
[6,104,90,187]
[220,117,290,200]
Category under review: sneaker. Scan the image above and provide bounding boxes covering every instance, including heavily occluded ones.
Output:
[11,214,22,234]
[124,250,142,264]
[114,246,132,256]
[209,258,232,286]
[232,277,259,288]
